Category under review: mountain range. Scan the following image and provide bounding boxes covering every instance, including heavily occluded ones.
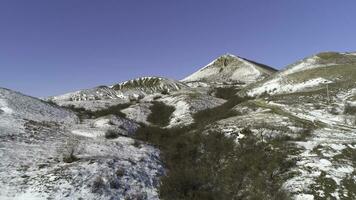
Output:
[1,51,356,200]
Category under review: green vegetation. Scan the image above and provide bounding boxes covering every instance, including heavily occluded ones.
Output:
[212,87,240,100]
[310,171,337,200]
[288,64,356,89]
[333,147,356,164]
[316,52,343,60]
[147,101,175,127]
[340,172,356,199]
[105,129,120,139]
[316,52,356,64]
[161,89,170,95]
[193,96,252,127]
[250,100,322,131]
[344,102,356,115]
[64,103,130,121]
[135,95,296,199]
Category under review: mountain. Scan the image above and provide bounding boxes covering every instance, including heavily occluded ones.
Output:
[182,54,277,86]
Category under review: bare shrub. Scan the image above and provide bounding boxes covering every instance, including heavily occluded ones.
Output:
[60,136,80,163]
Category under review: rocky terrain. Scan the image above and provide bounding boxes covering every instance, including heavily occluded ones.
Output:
[1,52,355,200]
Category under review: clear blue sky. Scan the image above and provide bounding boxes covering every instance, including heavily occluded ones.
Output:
[1,0,356,97]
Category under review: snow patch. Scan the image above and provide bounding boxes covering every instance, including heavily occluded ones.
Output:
[248,77,332,96]
[0,99,13,114]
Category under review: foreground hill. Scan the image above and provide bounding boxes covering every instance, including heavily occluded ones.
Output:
[182,54,277,86]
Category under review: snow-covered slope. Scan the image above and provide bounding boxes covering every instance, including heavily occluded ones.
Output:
[119,89,225,127]
[50,86,124,102]
[182,54,277,85]
[0,87,77,127]
[247,52,356,96]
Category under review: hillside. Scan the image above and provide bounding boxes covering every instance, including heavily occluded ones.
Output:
[246,52,356,96]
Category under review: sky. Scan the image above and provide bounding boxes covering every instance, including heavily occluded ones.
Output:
[1,0,356,97]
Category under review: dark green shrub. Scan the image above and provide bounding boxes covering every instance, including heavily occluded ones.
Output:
[161,89,170,95]
[105,129,120,139]
[153,95,162,100]
[193,96,251,127]
[64,103,130,120]
[147,102,175,127]
[116,168,125,177]
[213,87,240,100]
[344,102,356,115]
[91,177,105,194]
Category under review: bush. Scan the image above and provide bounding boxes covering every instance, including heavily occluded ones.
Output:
[344,102,356,115]
[91,176,105,194]
[64,103,130,121]
[213,87,240,100]
[147,102,175,127]
[161,89,170,95]
[116,168,125,177]
[153,95,162,100]
[105,129,120,139]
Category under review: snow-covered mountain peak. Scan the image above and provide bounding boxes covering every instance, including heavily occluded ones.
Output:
[182,54,277,85]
